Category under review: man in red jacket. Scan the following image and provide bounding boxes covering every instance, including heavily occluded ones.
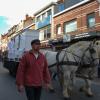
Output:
[16,39,51,100]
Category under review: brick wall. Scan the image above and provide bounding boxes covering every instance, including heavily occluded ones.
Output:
[53,0,100,38]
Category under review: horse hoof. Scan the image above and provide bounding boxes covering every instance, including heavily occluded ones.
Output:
[79,87,84,92]
[64,97,71,100]
[49,89,55,93]
[86,94,94,97]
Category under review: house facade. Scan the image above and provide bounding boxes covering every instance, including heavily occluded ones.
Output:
[53,0,100,41]
[1,33,8,52]
[1,15,35,53]
[34,2,56,45]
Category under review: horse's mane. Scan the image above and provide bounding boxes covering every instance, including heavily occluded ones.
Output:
[65,41,91,53]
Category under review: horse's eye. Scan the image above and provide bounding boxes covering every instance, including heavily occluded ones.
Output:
[89,48,96,54]
[96,42,98,45]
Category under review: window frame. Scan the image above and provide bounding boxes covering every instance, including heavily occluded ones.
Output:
[87,12,95,28]
[56,24,62,35]
[64,19,77,34]
[47,9,51,16]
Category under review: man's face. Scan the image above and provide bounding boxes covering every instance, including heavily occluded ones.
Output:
[31,43,41,52]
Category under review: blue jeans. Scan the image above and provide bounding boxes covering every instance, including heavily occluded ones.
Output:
[25,86,42,100]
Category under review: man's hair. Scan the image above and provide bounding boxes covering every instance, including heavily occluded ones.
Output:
[31,39,40,45]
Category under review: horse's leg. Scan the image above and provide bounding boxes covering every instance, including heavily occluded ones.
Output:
[84,79,94,97]
[48,69,55,92]
[80,79,93,97]
[63,71,72,100]
[48,83,55,92]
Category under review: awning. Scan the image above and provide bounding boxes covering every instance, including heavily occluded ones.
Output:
[48,31,100,45]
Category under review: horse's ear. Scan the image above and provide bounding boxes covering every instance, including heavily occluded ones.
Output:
[93,38,97,44]
[90,39,97,47]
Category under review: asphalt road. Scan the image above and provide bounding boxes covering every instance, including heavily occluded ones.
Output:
[0,62,100,100]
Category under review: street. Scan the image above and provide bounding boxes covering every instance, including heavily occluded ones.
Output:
[0,62,100,100]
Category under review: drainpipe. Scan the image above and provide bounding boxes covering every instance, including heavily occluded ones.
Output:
[96,0,100,16]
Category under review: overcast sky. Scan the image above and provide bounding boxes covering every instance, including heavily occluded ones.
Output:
[0,0,57,34]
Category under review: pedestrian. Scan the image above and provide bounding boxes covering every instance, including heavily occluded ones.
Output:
[16,39,52,100]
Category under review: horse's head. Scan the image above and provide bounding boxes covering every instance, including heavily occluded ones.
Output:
[88,40,100,67]
[81,40,99,66]
[75,40,100,79]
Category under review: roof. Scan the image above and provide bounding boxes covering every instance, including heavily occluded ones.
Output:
[49,31,100,45]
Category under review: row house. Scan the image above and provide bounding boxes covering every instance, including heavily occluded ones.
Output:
[1,15,35,53]
[23,14,35,29]
[7,25,18,41]
[53,0,100,43]
[0,34,2,51]
[1,33,8,52]
[34,2,56,46]
[8,14,35,40]
[1,0,100,51]
[8,15,36,53]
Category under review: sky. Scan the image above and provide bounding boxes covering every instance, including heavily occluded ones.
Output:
[0,0,57,34]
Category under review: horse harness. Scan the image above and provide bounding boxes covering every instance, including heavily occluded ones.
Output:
[44,42,99,79]
[56,42,100,79]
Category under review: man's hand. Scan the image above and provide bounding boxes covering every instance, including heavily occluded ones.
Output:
[17,85,24,93]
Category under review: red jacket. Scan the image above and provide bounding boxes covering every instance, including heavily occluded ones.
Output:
[16,50,51,86]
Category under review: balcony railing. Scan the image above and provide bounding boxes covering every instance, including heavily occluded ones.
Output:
[36,15,51,29]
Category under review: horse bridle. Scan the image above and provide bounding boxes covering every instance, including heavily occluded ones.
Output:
[80,42,100,68]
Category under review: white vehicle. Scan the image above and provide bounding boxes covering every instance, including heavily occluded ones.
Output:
[4,29,39,76]
[8,29,39,60]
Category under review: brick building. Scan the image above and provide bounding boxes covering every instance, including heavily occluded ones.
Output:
[52,0,100,41]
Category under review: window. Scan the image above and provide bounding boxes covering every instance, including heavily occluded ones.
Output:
[32,18,35,23]
[64,19,77,33]
[44,27,51,39]
[18,35,21,49]
[44,30,47,39]
[58,3,64,11]
[87,13,95,28]
[56,24,61,35]
[42,13,46,20]
[47,10,51,16]
[37,16,40,22]
[39,30,44,41]
[47,28,51,38]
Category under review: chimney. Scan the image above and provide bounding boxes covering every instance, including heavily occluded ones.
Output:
[57,0,64,4]
[25,14,29,20]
